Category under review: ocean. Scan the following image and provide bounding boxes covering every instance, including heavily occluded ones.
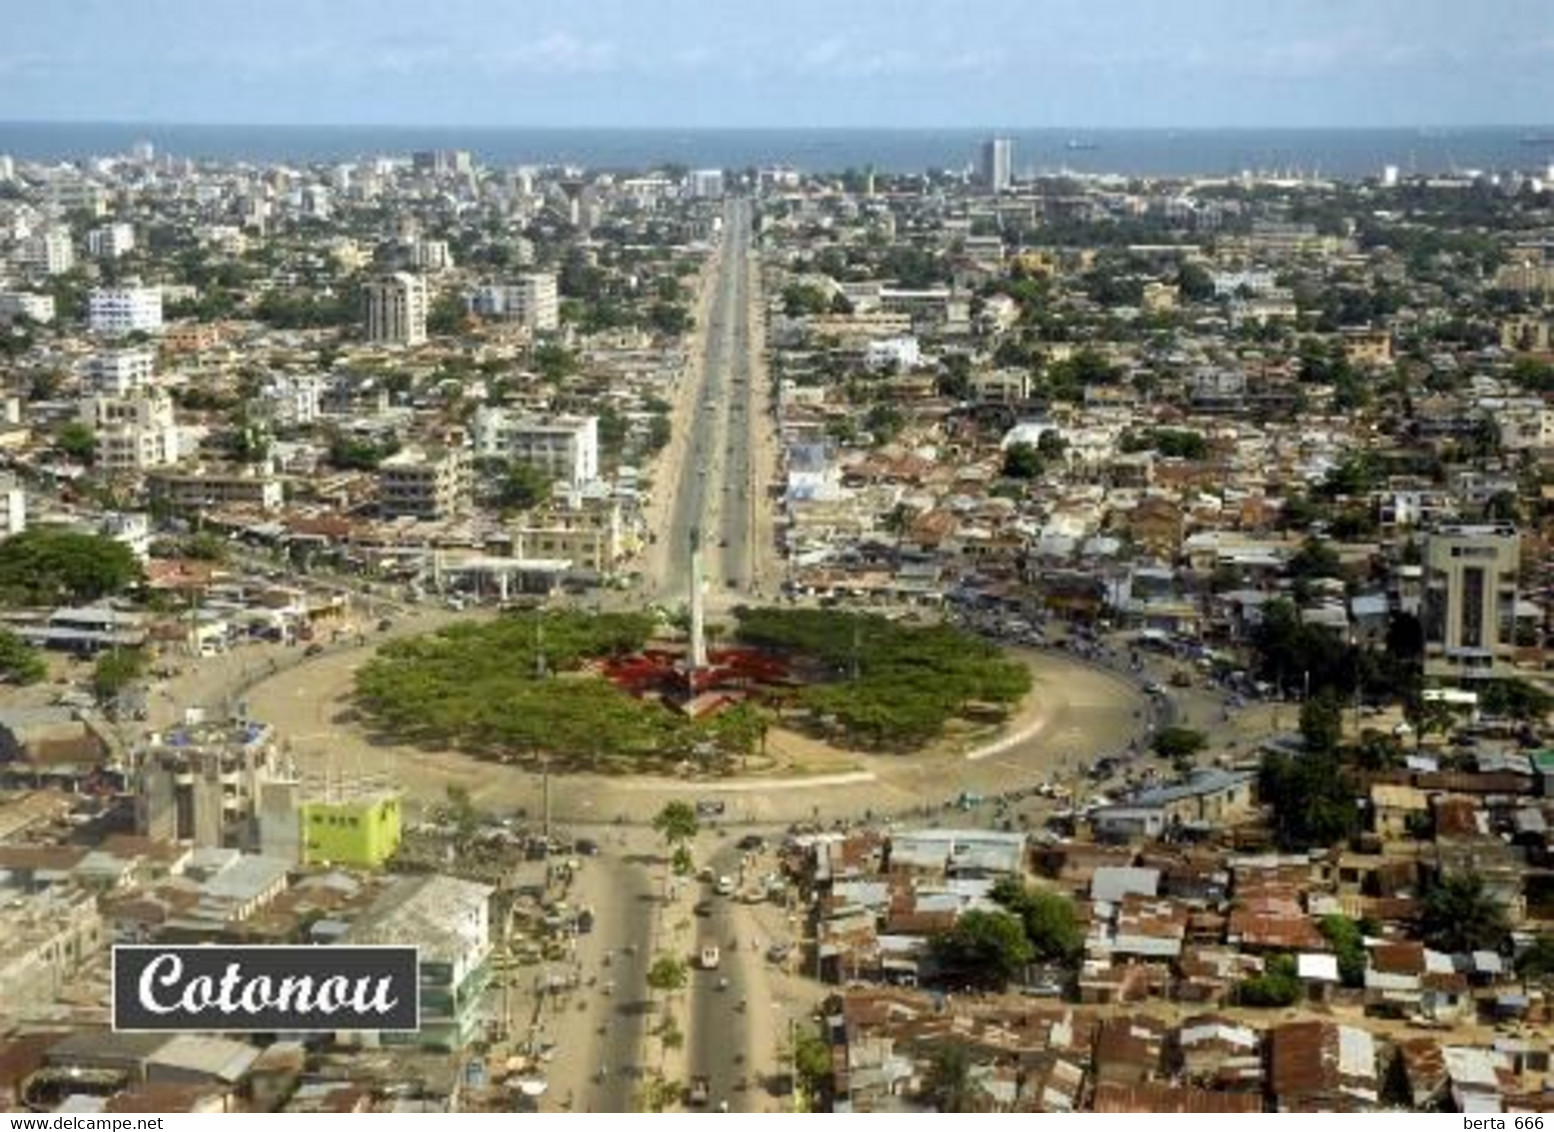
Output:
[1,122,1551,180]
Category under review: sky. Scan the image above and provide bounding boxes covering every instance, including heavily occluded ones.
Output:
[1,0,1550,129]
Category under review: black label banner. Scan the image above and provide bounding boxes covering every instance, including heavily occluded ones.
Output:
[113,945,420,1032]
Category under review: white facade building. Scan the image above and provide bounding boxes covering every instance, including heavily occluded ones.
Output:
[864,336,922,371]
[88,284,164,335]
[261,373,325,427]
[19,227,74,275]
[363,273,428,346]
[81,392,180,473]
[689,169,725,199]
[468,273,559,331]
[87,222,136,259]
[472,409,598,487]
[410,239,453,271]
[0,292,55,325]
[0,475,25,538]
[85,347,157,395]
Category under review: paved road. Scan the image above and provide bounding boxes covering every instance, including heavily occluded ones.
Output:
[686,844,755,1111]
[659,197,764,604]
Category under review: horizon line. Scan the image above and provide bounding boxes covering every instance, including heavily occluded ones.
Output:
[2,118,1553,133]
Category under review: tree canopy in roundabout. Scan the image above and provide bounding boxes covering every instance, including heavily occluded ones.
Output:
[352,606,1032,769]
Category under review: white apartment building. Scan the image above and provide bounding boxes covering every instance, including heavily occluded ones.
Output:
[363,272,428,346]
[84,347,156,395]
[88,283,164,335]
[689,169,725,199]
[410,238,453,271]
[472,408,598,487]
[81,391,179,473]
[0,475,26,537]
[468,272,559,330]
[18,227,74,275]
[261,373,325,426]
[0,292,55,325]
[378,445,472,520]
[87,222,136,259]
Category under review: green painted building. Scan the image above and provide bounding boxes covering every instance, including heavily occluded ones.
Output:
[300,794,402,868]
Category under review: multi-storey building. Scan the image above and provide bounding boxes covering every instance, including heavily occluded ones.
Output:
[0,474,25,538]
[377,444,471,520]
[148,469,284,513]
[1423,524,1522,682]
[87,283,164,335]
[468,272,559,330]
[980,137,1013,193]
[80,391,179,473]
[0,291,55,324]
[363,272,428,346]
[87,222,135,259]
[472,409,598,487]
[84,347,156,395]
[18,227,74,275]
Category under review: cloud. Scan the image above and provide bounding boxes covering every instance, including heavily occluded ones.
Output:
[481,32,619,75]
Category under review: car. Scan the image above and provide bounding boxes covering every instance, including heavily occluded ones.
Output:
[714,875,735,896]
[766,942,791,964]
[693,900,713,918]
[576,909,595,934]
[574,837,599,856]
[1143,681,1166,695]
[736,834,765,852]
[695,800,726,818]
[699,946,721,970]
[376,618,394,632]
[303,643,325,657]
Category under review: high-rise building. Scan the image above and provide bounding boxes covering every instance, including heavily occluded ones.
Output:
[87,283,163,335]
[80,391,179,472]
[1423,524,1521,682]
[84,347,157,395]
[363,272,428,346]
[980,137,1013,193]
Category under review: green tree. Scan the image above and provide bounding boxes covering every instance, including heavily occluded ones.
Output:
[1258,750,1357,850]
[1421,873,1510,954]
[1236,954,1302,1007]
[0,627,46,685]
[1001,441,1044,480]
[645,954,688,993]
[92,648,147,705]
[54,421,96,464]
[1299,692,1344,753]
[652,801,699,850]
[990,877,1083,962]
[931,909,1033,988]
[500,461,553,511]
[442,783,479,844]
[922,1043,983,1113]
[426,291,468,336]
[1152,726,1208,764]
[1515,936,1554,988]
[0,528,142,606]
[793,1026,832,1099]
[1318,915,1368,988]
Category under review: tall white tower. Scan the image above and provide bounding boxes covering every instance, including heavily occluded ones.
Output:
[688,526,708,675]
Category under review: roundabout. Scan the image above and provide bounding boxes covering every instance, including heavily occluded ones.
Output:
[241,607,1151,826]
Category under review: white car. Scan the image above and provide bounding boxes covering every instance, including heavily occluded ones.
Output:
[700,946,721,970]
[714,875,735,896]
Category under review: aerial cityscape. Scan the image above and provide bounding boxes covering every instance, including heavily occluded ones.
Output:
[0,0,1551,1118]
